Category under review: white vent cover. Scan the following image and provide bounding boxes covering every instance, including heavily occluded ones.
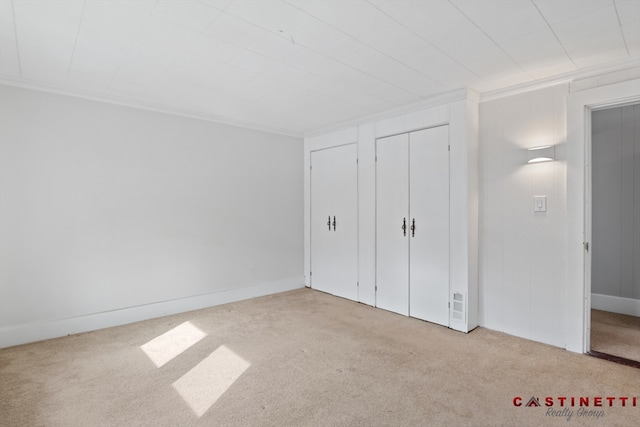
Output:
[451,292,465,323]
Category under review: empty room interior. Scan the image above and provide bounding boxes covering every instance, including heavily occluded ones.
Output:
[1,1,640,426]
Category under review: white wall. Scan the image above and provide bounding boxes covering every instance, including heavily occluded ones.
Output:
[479,84,568,348]
[0,85,304,347]
[591,104,640,301]
[479,74,640,351]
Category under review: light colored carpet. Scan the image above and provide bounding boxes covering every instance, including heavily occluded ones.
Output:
[1,288,638,427]
[591,309,640,362]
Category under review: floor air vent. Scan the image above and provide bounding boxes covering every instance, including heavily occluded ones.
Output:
[452,292,465,322]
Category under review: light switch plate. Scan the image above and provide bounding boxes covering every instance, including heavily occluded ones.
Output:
[534,195,547,212]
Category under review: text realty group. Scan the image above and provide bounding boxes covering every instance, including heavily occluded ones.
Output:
[545,406,605,421]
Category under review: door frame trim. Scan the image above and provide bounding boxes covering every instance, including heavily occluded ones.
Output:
[566,78,640,353]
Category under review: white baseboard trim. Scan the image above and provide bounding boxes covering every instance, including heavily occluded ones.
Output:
[591,293,640,317]
[0,277,303,348]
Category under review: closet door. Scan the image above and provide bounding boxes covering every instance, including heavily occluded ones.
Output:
[409,126,450,325]
[310,144,358,301]
[376,134,409,315]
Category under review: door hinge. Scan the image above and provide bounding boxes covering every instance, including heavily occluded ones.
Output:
[448,145,450,151]
[310,271,312,276]
[448,302,450,308]
[357,281,359,287]
[584,242,589,251]
[375,285,377,291]
[356,158,359,164]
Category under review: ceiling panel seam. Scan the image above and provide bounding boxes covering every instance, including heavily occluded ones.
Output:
[282,0,441,96]
[530,0,579,69]
[142,0,229,98]
[9,0,22,78]
[221,4,420,106]
[366,0,481,80]
[612,0,631,56]
[64,0,86,87]
[448,0,534,79]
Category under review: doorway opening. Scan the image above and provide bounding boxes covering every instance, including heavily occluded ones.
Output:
[588,103,640,367]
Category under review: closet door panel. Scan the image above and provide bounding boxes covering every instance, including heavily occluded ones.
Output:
[310,144,358,300]
[331,144,358,301]
[311,148,337,296]
[376,134,409,315]
[409,126,450,325]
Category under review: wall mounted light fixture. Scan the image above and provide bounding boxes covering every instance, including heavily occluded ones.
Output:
[527,145,555,163]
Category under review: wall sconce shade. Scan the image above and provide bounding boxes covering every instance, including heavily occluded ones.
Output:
[527,145,555,163]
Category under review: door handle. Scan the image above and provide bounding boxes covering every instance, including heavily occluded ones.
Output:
[411,218,415,237]
[402,217,407,236]
[327,216,331,231]
[333,216,336,231]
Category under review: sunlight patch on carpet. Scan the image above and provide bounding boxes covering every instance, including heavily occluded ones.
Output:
[141,321,207,368]
[172,345,250,417]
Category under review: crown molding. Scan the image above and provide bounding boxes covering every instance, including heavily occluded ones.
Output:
[479,56,640,103]
[0,76,303,139]
[3,56,638,139]
[304,88,474,138]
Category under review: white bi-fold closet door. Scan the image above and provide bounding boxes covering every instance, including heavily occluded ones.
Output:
[376,125,450,325]
[310,144,358,301]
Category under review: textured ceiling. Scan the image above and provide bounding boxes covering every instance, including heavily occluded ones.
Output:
[1,0,639,136]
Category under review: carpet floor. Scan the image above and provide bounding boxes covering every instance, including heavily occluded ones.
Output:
[1,288,638,426]
[591,309,640,362]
